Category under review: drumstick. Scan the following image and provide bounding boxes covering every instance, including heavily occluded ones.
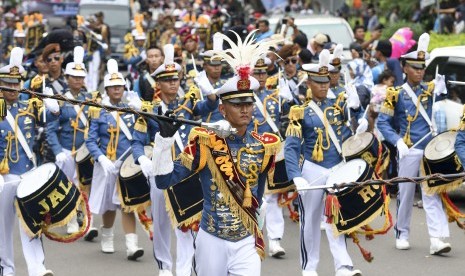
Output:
[409,131,432,150]
[448,80,465,86]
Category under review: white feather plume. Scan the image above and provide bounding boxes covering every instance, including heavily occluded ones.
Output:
[73,46,84,64]
[212,32,223,52]
[163,44,174,65]
[107,59,119,74]
[211,29,281,73]
[417,33,430,53]
[9,47,23,67]
[319,49,330,67]
[333,44,343,59]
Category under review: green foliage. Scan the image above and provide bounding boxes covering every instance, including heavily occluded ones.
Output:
[380,20,425,41]
[428,33,465,51]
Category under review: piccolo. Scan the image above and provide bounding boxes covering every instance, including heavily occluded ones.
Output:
[0,86,237,137]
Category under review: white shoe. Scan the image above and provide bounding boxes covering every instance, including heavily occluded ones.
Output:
[159,269,173,276]
[101,227,114,253]
[66,216,79,234]
[430,237,451,255]
[126,233,144,260]
[302,271,318,276]
[84,227,99,242]
[41,269,54,276]
[268,239,285,258]
[335,267,362,276]
[395,239,410,250]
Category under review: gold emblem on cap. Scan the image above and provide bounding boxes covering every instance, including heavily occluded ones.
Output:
[110,73,120,80]
[166,64,175,71]
[319,66,328,75]
[9,66,20,75]
[332,58,341,66]
[256,58,265,67]
[75,64,83,70]
[237,79,251,91]
[418,51,425,60]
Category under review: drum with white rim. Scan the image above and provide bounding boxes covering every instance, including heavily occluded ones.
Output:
[16,163,88,239]
[342,132,389,174]
[75,143,94,186]
[325,158,385,236]
[422,130,463,194]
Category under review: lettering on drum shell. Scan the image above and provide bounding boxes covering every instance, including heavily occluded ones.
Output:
[38,180,73,215]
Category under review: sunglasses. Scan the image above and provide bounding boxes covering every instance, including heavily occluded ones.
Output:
[47,55,61,63]
[285,58,298,65]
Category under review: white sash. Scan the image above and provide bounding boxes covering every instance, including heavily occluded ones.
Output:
[65,92,88,126]
[50,80,64,95]
[308,101,342,154]
[253,93,280,135]
[160,101,184,152]
[110,111,133,141]
[402,83,434,132]
[5,111,36,167]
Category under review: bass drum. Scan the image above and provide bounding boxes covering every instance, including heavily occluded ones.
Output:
[16,163,88,239]
[422,130,464,194]
[117,146,152,212]
[325,159,384,236]
[342,132,389,174]
[75,143,94,186]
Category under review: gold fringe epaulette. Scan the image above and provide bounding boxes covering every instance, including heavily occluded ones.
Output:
[0,98,6,120]
[88,106,101,119]
[250,131,281,156]
[286,105,305,138]
[30,74,44,90]
[188,127,215,147]
[265,75,278,90]
[141,101,154,112]
[89,91,101,101]
[379,86,400,116]
[185,84,201,101]
[134,117,147,133]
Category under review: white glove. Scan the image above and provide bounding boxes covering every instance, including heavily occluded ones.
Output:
[293,177,311,191]
[140,50,147,61]
[196,79,215,96]
[127,90,142,111]
[43,87,60,113]
[396,139,410,160]
[356,118,368,134]
[152,133,175,176]
[138,155,154,178]
[433,74,447,96]
[278,78,293,101]
[55,152,68,166]
[345,84,360,109]
[203,120,234,138]
[98,155,116,177]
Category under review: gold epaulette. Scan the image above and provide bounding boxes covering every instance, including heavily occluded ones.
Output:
[185,85,200,101]
[89,91,101,101]
[187,127,215,147]
[426,80,435,96]
[286,105,305,138]
[251,131,281,156]
[140,101,154,112]
[134,116,147,133]
[30,74,44,90]
[88,106,101,119]
[179,127,213,171]
[265,75,278,90]
[298,70,306,80]
[27,97,42,112]
[0,98,6,120]
[379,86,400,116]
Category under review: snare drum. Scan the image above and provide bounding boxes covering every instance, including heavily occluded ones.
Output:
[75,144,94,186]
[118,146,152,212]
[342,132,389,174]
[422,131,464,194]
[16,163,83,238]
[325,159,385,236]
[267,142,294,193]
[164,173,203,228]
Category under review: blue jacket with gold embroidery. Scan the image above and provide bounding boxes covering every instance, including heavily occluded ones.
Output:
[377,81,444,150]
[284,94,360,180]
[156,128,280,243]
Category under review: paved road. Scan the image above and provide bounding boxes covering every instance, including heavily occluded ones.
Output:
[12,192,465,276]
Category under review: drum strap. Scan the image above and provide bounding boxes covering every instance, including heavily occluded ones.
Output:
[5,111,36,167]
[308,101,342,154]
[50,80,64,95]
[110,111,133,141]
[402,83,434,132]
[65,92,88,126]
[144,72,155,87]
[253,93,281,136]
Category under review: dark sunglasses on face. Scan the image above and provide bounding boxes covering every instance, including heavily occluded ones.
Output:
[47,56,61,63]
[285,58,298,65]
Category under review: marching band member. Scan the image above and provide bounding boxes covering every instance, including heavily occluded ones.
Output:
[41,43,68,95]
[376,33,451,254]
[154,31,280,275]
[0,47,58,276]
[182,32,201,74]
[86,59,144,260]
[46,46,98,238]
[132,44,218,276]
[133,46,164,101]
[329,44,346,98]
[124,15,147,83]
[284,50,364,276]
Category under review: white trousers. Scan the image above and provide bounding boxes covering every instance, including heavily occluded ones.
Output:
[395,148,450,240]
[299,161,353,272]
[264,193,284,240]
[55,149,78,187]
[86,51,100,91]
[149,178,194,276]
[89,160,121,215]
[0,174,48,276]
[194,229,260,276]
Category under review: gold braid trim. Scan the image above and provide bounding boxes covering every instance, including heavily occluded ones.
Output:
[163,188,202,228]
[116,177,152,213]
[379,86,400,116]
[134,117,147,133]
[286,106,305,138]
[88,106,101,119]
[420,159,463,195]
[0,98,6,120]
